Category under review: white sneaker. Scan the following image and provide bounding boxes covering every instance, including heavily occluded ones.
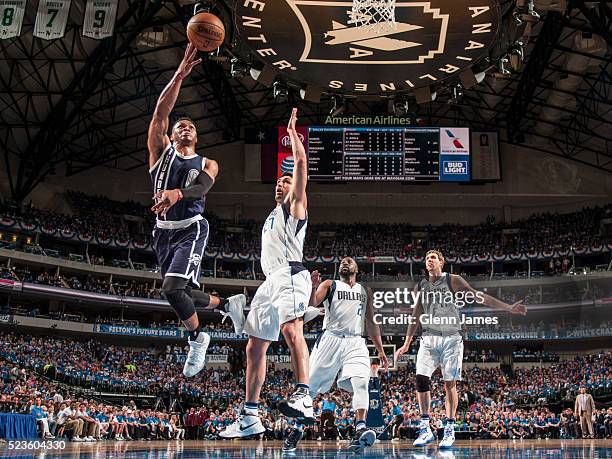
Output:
[413,423,435,446]
[116,435,124,441]
[84,436,94,442]
[182,332,211,377]
[439,424,455,449]
[218,413,265,438]
[220,294,246,335]
[72,436,83,442]
[277,392,315,424]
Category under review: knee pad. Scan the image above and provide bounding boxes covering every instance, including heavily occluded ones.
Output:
[349,377,370,411]
[415,374,431,393]
[163,284,196,321]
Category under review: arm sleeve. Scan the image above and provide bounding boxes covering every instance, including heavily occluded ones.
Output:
[180,170,215,200]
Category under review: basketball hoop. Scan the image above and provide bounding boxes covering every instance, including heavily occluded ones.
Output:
[349,0,397,33]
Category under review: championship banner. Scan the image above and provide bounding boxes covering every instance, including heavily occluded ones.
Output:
[0,0,27,39]
[34,0,71,40]
[82,0,117,39]
[366,377,387,440]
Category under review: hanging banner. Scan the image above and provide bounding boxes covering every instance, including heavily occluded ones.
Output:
[0,0,27,39]
[34,0,71,40]
[82,0,117,39]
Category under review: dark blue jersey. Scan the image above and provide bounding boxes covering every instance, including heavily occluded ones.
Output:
[150,143,207,224]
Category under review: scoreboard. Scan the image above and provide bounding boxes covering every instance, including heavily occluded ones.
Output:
[305,126,471,182]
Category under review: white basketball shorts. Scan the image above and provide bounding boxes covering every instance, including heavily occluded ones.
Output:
[416,334,464,381]
[309,331,371,396]
[243,263,312,342]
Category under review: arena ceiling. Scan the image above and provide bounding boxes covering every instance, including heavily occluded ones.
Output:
[0,0,610,202]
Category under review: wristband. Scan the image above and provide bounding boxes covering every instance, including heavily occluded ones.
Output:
[176,189,183,201]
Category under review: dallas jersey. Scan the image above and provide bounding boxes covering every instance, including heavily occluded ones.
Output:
[321,280,368,336]
[150,143,207,225]
[260,202,307,277]
[309,280,371,397]
[418,272,462,336]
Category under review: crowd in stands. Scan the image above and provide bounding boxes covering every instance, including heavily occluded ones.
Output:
[0,265,163,300]
[1,195,611,264]
[0,330,610,442]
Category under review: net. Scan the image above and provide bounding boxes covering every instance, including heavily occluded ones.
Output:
[349,0,397,33]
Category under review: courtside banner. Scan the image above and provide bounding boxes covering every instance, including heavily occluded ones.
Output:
[96,324,184,338]
[0,0,27,39]
[175,354,229,364]
[34,0,71,39]
[82,0,118,39]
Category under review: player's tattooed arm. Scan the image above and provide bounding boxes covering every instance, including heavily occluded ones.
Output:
[395,285,422,360]
[365,286,388,372]
[450,274,527,315]
[286,107,308,219]
[309,270,332,307]
[147,43,202,168]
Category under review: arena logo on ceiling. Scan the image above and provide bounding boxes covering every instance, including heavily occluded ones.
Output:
[236,0,498,94]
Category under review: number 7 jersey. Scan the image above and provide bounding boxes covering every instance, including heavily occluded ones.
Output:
[260,202,307,277]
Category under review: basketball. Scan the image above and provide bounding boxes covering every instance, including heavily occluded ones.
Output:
[186,12,225,52]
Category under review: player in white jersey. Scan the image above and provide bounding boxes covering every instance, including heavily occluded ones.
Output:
[395,250,527,449]
[220,108,316,439]
[283,257,389,453]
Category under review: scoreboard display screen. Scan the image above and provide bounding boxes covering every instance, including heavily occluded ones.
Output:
[305,126,471,182]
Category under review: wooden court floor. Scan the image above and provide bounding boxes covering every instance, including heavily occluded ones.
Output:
[1,439,610,458]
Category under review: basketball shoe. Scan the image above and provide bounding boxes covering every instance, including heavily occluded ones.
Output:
[282,427,303,452]
[348,426,376,453]
[277,390,315,424]
[413,421,435,446]
[220,294,246,335]
[439,423,455,449]
[182,331,210,377]
[219,412,265,438]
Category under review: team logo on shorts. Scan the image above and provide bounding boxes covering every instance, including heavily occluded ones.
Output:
[189,253,202,266]
[370,399,379,410]
[297,302,305,312]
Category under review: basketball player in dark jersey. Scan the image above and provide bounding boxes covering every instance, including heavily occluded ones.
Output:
[148,43,245,378]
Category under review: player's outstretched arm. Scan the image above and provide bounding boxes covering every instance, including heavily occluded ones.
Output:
[147,43,202,169]
[395,285,422,360]
[287,107,307,219]
[309,270,332,307]
[450,275,527,315]
[364,287,388,372]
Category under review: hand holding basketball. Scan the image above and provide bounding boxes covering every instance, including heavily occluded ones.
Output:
[176,43,202,80]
